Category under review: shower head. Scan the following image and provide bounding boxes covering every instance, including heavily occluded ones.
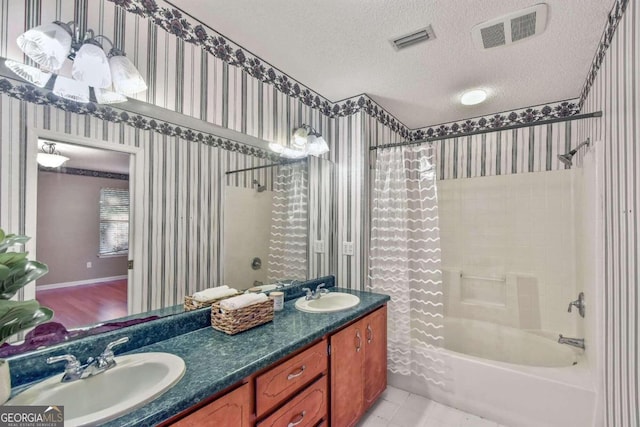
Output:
[557,138,591,169]
[252,179,267,192]
[558,151,575,167]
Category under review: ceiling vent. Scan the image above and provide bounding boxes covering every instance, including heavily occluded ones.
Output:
[472,3,548,50]
[390,25,436,51]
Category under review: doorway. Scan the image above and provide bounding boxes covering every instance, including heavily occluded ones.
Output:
[25,130,145,331]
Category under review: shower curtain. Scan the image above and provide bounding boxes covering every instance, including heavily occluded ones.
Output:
[369,145,448,388]
[267,162,308,282]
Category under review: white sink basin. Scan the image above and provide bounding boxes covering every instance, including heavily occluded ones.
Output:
[295,292,360,313]
[7,352,185,426]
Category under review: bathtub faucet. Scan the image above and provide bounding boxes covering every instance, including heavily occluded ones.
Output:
[567,292,585,318]
[558,334,585,350]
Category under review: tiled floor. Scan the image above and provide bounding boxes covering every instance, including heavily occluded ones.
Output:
[356,386,510,427]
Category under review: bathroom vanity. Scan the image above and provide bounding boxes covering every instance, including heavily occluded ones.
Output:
[5,281,389,427]
[163,305,387,426]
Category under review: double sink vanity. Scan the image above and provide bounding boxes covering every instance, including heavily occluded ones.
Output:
[5,276,389,426]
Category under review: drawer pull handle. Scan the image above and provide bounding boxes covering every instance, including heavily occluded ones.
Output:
[288,410,306,427]
[287,365,306,380]
[367,324,373,343]
[355,331,362,352]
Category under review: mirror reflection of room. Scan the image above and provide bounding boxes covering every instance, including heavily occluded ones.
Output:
[223,160,308,292]
[35,140,131,329]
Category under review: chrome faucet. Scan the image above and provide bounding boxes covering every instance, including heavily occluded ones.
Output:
[47,336,130,383]
[558,334,585,350]
[568,292,585,318]
[316,283,329,297]
[302,284,329,301]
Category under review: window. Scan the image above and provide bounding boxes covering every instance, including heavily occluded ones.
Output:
[99,188,129,256]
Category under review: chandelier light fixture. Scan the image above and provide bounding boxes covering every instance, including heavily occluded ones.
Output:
[269,124,330,158]
[8,20,147,104]
[37,142,69,168]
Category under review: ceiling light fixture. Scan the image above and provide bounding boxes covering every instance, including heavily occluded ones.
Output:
[37,142,69,168]
[460,89,488,105]
[269,124,330,158]
[11,21,146,104]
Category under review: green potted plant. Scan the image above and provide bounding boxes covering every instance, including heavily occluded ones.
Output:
[0,228,53,403]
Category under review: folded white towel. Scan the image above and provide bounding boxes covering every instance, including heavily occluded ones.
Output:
[193,286,237,302]
[220,293,268,311]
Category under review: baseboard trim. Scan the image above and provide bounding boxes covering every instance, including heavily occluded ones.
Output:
[37,275,128,291]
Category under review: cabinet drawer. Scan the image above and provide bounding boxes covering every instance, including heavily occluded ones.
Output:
[170,383,251,426]
[257,376,327,427]
[256,340,327,416]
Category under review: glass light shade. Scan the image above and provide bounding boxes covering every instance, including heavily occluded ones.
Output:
[5,60,52,87]
[460,89,487,105]
[95,87,127,104]
[53,75,90,103]
[307,136,329,156]
[269,142,285,154]
[16,22,72,71]
[282,147,308,159]
[37,152,69,168]
[292,127,309,148]
[109,54,147,95]
[72,43,111,88]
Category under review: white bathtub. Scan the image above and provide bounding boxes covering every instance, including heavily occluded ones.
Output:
[389,317,597,427]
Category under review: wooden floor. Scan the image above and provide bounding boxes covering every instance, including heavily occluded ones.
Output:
[37,279,128,329]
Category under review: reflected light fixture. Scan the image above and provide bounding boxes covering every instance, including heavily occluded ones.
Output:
[460,89,487,105]
[37,142,69,168]
[11,20,147,104]
[269,124,330,158]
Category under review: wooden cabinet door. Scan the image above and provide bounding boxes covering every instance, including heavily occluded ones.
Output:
[363,306,387,410]
[330,319,365,427]
[171,383,251,427]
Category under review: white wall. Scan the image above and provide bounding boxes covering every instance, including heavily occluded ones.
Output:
[36,171,129,286]
[223,186,273,290]
[438,170,579,335]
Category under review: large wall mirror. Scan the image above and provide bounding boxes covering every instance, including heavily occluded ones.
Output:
[223,156,335,292]
[1,124,334,357]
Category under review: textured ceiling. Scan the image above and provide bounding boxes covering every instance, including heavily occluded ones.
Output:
[168,0,611,129]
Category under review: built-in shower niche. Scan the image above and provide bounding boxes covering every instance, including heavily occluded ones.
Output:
[459,274,507,306]
[443,269,541,330]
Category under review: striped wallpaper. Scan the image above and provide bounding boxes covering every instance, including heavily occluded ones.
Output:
[576,0,638,425]
[432,119,579,180]
[0,0,383,297]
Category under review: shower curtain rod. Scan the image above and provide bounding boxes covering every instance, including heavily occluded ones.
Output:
[370,111,603,151]
[225,158,305,175]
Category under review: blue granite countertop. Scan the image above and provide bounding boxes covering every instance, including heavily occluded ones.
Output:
[102,288,389,427]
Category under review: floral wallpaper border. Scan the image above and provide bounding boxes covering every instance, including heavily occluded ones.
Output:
[38,165,129,181]
[0,78,279,161]
[109,0,412,139]
[579,0,629,107]
[406,99,580,142]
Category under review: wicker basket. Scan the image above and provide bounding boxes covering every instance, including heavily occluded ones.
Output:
[210,299,274,335]
[184,292,240,311]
